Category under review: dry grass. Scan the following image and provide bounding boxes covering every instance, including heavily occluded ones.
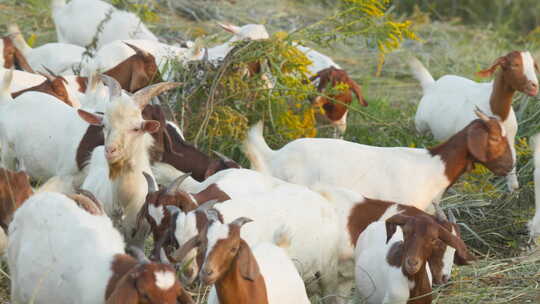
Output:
[0,0,539,303]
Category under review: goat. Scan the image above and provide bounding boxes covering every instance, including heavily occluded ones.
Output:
[82,39,203,82]
[8,191,194,304]
[11,67,82,107]
[8,24,86,76]
[51,0,158,49]
[164,172,357,304]
[244,109,513,211]
[79,77,182,246]
[410,52,539,191]
[355,214,475,304]
[310,66,367,137]
[199,216,311,304]
[0,35,33,72]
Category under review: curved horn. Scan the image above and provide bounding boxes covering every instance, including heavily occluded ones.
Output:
[127,246,150,264]
[448,208,457,224]
[474,106,490,122]
[205,208,221,223]
[202,47,209,63]
[196,199,219,213]
[159,248,171,264]
[170,235,201,263]
[124,42,151,57]
[132,82,183,109]
[231,217,253,228]
[433,203,448,221]
[37,70,55,82]
[76,188,103,212]
[99,74,122,100]
[142,172,158,193]
[166,172,192,195]
[212,150,234,163]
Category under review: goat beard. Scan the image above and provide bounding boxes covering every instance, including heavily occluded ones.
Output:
[108,158,132,179]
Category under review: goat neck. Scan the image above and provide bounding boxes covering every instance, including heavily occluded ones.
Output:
[489,69,516,122]
[428,127,472,186]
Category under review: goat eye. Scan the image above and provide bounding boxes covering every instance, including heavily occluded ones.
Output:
[133,127,140,132]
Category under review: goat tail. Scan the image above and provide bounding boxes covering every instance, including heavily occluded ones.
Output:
[273,225,292,250]
[408,57,435,93]
[0,69,14,105]
[243,121,273,174]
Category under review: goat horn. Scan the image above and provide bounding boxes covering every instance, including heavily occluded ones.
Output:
[212,150,234,163]
[170,235,201,262]
[205,208,221,223]
[124,42,151,58]
[142,172,158,193]
[231,217,253,228]
[127,245,150,264]
[202,47,209,63]
[132,82,183,109]
[448,208,457,223]
[433,203,448,221]
[76,188,104,213]
[159,247,171,264]
[165,172,192,195]
[41,65,58,78]
[196,199,219,213]
[99,74,122,100]
[474,106,490,122]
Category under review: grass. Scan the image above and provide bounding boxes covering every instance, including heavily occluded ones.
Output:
[1,0,540,303]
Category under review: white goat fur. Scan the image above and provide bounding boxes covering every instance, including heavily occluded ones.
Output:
[529,133,540,239]
[207,23,269,61]
[355,221,433,304]
[204,221,310,304]
[80,95,157,245]
[52,0,158,49]
[409,54,538,190]
[173,177,345,302]
[8,192,124,304]
[245,122,451,211]
[8,24,86,76]
[295,44,341,75]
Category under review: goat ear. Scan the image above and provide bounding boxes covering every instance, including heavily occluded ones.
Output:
[218,22,240,34]
[535,61,540,73]
[467,121,489,163]
[78,109,103,126]
[438,225,476,265]
[129,61,151,93]
[238,240,260,281]
[476,56,506,78]
[349,79,368,107]
[142,120,160,134]
[13,48,34,73]
[105,276,139,304]
[385,214,409,243]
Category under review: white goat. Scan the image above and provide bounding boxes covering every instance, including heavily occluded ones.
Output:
[52,0,158,49]
[355,214,474,304]
[200,216,310,304]
[207,23,270,61]
[8,24,86,75]
[170,181,344,303]
[8,192,194,304]
[79,77,181,245]
[410,52,539,191]
[244,109,514,212]
[295,44,341,75]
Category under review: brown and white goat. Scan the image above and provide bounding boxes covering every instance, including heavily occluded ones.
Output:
[411,51,539,191]
[355,214,475,304]
[11,68,79,107]
[0,168,33,233]
[311,66,367,136]
[0,35,33,72]
[199,215,310,304]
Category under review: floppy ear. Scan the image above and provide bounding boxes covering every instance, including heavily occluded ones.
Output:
[535,61,539,73]
[349,79,368,107]
[13,48,34,73]
[105,275,139,304]
[142,120,160,134]
[385,214,409,243]
[78,109,104,126]
[467,121,489,163]
[438,225,476,265]
[476,56,506,78]
[129,61,151,93]
[237,240,260,281]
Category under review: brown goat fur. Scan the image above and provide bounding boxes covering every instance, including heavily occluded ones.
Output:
[310,67,367,124]
[12,75,74,107]
[2,36,33,72]
[0,168,33,233]
[384,214,475,304]
[105,254,194,304]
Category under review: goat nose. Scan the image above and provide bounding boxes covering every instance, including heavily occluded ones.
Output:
[442,275,450,284]
[204,269,214,276]
[106,146,117,154]
[407,258,419,267]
